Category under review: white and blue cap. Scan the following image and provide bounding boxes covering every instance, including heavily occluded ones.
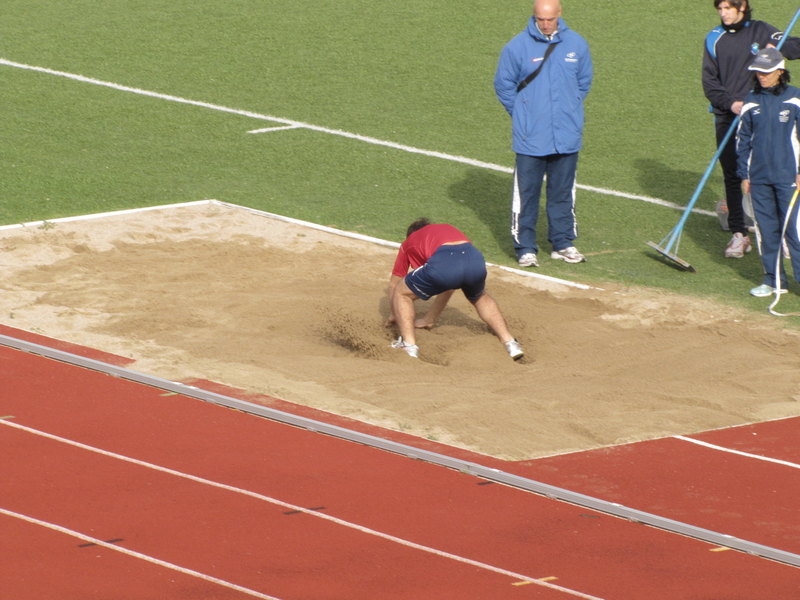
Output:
[748,47,785,73]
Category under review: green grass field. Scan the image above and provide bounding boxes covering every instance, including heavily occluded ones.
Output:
[3,0,800,315]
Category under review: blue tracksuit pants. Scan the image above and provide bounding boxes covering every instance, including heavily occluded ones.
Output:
[751,183,800,288]
[511,152,579,258]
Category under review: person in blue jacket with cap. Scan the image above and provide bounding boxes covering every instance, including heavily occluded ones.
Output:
[736,48,800,297]
[494,0,592,269]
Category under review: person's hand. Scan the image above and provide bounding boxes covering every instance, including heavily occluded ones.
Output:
[384,316,396,327]
[731,101,744,115]
[414,318,434,330]
[742,179,750,194]
[796,174,800,189]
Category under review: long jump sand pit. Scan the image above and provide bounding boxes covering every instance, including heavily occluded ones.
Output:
[1,201,799,460]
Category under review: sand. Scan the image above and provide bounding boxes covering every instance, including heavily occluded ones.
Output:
[1,201,799,460]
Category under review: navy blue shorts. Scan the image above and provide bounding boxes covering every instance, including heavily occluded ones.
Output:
[405,243,487,301]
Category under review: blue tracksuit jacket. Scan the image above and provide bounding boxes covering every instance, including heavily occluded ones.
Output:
[494,17,592,157]
[736,84,800,185]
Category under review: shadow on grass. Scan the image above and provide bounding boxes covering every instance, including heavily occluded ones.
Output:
[634,158,720,212]
[634,158,743,267]
[447,168,516,259]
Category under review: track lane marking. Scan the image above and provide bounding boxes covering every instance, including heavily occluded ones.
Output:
[0,418,606,600]
[674,435,800,470]
[0,507,283,600]
[0,57,715,217]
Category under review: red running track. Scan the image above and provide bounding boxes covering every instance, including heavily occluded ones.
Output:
[1,340,799,599]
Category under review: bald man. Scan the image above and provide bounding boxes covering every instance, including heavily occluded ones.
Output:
[494,1,592,268]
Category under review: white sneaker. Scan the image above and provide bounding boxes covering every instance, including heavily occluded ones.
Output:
[390,336,419,358]
[518,253,539,268]
[724,233,751,258]
[750,284,787,297]
[551,246,586,263]
[504,339,524,361]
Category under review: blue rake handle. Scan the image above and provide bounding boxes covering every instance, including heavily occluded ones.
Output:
[655,5,800,258]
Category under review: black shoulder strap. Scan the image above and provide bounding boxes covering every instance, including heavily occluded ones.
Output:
[517,43,557,93]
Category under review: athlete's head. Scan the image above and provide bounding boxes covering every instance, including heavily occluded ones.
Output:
[406,218,431,238]
[714,0,750,26]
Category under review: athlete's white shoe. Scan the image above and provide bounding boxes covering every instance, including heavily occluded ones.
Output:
[390,337,419,358]
[504,339,524,361]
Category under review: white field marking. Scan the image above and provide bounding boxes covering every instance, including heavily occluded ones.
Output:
[0,507,283,600]
[0,57,714,218]
[0,200,213,232]
[247,125,303,134]
[212,200,599,290]
[0,419,606,600]
[675,435,800,470]
[493,264,596,290]
[0,197,597,291]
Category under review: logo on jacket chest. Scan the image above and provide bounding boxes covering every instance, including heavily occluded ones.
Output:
[565,52,577,62]
[780,109,791,123]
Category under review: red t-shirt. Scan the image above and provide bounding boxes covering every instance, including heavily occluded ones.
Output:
[391,224,471,277]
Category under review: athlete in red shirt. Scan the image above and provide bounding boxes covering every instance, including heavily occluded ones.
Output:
[386,218,524,360]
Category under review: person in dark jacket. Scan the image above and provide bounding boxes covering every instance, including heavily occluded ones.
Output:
[703,0,800,259]
[494,0,592,268]
[736,48,800,297]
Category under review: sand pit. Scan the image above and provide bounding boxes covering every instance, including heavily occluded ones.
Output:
[1,201,799,460]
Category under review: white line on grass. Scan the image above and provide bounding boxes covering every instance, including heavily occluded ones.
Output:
[674,435,800,470]
[0,58,714,217]
[0,507,283,600]
[247,125,303,134]
[0,419,607,600]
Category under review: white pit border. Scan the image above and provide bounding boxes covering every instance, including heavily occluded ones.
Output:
[0,200,597,290]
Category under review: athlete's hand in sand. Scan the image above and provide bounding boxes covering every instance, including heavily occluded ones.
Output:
[414,318,434,330]
[384,316,397,327]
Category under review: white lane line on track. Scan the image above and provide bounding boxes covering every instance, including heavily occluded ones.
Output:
[0,418,606,600]
[675,435,800,470]
[0,507,283,600]
[0,57,714,218]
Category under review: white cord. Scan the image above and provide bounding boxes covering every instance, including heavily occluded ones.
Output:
[768,189,800,316]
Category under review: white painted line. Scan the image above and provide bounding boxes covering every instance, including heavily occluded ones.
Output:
[248,125,303,134]
[675,435,800,470]
[0,57,713,218]
[213,200,401,249]
[0,200,213,232]
[212,201,599,290]
[0,507,283,600]
[493,264,596,290]
[577,184,716,217]
[0,197,597,291]
[1,419,606,600]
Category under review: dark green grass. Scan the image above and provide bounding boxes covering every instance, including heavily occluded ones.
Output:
[2,0,800,317]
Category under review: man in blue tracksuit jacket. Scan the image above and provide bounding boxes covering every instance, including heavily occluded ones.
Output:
[736,48,800,297]
[494,0,592,268]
